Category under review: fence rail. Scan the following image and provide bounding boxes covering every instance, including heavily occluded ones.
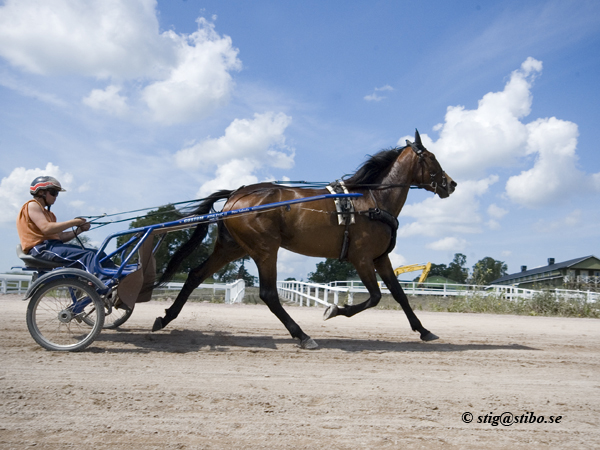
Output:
[0,274,32,295]
[277,280,600,307]
[147,279,246,304]
[1,273,245,303]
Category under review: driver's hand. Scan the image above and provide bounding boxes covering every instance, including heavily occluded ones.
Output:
[74,217,90,231]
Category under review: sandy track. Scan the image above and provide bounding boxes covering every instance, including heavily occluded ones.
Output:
[1,295,599,449]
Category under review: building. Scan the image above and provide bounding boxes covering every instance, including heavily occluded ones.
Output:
[490,256,600,289]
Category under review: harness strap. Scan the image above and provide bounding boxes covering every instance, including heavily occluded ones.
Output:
[360,208,399,256]
[326,181,356,261]
[326,180,355,225]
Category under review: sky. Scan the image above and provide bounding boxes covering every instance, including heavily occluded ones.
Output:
[1,0,600,281]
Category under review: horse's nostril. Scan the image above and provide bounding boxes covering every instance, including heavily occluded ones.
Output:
[451,181,457,188]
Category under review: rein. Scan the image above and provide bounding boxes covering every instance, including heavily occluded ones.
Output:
[82,198,208,230]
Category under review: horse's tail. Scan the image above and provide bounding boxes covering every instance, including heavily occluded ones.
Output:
[155,190,233,286]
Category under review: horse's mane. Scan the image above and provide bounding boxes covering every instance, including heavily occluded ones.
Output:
[344,146,406,186]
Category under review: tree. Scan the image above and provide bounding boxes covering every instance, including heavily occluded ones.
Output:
[307,259,358,284]
[428,263,449,277]
[471,257,508,285]
[116,205,258,286]
[214,256,257,287]
[447,253,468,284]
[116,205,215,274]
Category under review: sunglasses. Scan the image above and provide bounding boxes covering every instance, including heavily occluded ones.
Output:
[47,189,59,197]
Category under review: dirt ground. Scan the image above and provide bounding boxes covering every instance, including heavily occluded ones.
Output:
[1,294,599,450]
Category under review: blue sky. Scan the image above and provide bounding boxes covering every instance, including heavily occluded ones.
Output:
[1,0,599,281]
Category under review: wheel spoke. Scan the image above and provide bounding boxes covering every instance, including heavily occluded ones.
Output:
[26,280,104,351]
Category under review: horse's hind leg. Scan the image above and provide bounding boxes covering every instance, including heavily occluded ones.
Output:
[374,255,438,341]
[255,257,318,349]
[152,241,246,331]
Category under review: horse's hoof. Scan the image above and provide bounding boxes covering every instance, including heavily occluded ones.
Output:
[152,317,164,332]
[300,338,319,350]
[323,304,338,321]
[420,331,439,342]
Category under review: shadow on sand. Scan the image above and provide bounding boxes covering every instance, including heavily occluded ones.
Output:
[90,326,538,354]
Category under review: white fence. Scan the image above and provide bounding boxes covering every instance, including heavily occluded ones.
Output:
[327,280,543,301]
[1,273,245,304]
[0,274,32,295]
[277,280,600,307]
[162,279,246,304]
[277,280,351,307]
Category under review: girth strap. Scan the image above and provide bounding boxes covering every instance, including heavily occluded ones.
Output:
[362,208,399,256]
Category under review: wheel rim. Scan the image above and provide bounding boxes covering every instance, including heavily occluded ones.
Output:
[103,306,133,328]
[29,282,102,350]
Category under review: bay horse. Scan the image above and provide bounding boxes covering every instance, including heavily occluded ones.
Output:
[153,130,456,349]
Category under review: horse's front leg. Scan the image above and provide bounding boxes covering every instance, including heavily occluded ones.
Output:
[374,255,438,341]
[323,260,382,319]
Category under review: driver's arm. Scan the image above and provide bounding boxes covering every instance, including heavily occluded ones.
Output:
[28,201,90,242]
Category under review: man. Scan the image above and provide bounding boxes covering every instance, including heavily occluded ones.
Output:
[16,176,104,273]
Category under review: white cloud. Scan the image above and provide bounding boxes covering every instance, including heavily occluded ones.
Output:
[533,209,582,233]
[82,85,129,117]
[387,250,407,269]
[277,249,317,280]
[197,159,259,198]
[398,176,498,238]
[0,163,73,222]
[486,204,507,230]
[395,55,600,250]
[0,0,167,78]
[487,203,508,219]
[69,200,86,209]
[364,84,394,102]
[486,220,501,230]
[426,237,467,252]
[174,112,294,197]
[504,117,593,207]
[176,112,293,169]
[141,19,241,124]
[486,204,508,230]
[0,1,241,124]
[0,72,66,106]
[411,58,541,180]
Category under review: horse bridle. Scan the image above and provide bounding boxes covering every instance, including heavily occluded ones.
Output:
[406,139,448,193]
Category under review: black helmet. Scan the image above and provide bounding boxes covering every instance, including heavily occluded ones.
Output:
[30,176,66,195]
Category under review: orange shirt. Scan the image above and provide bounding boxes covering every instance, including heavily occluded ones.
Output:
[16,199,60,253]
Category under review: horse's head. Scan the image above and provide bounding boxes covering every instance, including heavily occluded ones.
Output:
[406,130,456,199]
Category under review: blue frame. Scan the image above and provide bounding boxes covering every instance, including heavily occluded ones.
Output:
[89,193,362,284]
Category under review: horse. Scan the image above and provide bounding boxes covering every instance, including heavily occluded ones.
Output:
[152,130,456,349]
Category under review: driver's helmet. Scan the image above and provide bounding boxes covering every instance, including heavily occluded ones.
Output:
[30,176,67,195]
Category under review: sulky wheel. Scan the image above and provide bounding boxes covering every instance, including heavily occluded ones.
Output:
[83,297,133,329]
[101,303,133,329]
[26,278,105,352]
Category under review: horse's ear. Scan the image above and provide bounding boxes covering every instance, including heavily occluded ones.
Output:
[415,129,422,146]
[405,139,413,147]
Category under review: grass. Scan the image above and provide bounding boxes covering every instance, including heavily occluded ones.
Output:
[377,291,600,318]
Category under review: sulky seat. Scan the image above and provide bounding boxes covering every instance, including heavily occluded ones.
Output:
[16,244,65,270]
